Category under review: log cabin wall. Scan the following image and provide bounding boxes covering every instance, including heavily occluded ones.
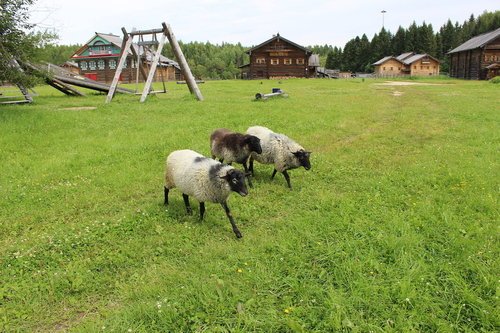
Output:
[408,57,440,76]
[373,59,403,76]
[448,29,500,80]
[247,35,313,79]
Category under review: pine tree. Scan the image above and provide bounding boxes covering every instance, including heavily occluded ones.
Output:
[392,26,407,55]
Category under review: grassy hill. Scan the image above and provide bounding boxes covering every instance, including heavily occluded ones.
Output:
[0,78,498,332]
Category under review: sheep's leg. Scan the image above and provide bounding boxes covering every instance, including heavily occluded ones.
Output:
[243,162,253,188]
[183,194,192,215]
[271,169,278,179]
[199,202,205,220]
[164,186,169,205]
[221,201,242,238]
[248,156,254,176]
[282,170,292,189]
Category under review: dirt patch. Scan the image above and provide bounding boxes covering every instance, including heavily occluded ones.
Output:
[59,107,97,111]
[375,81,441,86]
[392,91,403,96]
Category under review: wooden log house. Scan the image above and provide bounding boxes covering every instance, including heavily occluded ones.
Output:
[448,27,500,80]
[241,33,319,79]
[70,33,181,83]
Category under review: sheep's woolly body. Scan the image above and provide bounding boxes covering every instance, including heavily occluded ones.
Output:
[165,150,233,203]
[210,129,253,164]
[247,126,304,172]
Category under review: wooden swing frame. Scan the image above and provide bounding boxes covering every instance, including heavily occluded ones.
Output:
[105,22,203,103]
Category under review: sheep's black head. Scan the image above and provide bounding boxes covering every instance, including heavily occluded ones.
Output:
[293,150,312,170]
[244,135,262,154]
[222,169,248,197]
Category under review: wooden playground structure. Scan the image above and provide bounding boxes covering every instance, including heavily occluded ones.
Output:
[106,22,203,103]
[1,22,203,105]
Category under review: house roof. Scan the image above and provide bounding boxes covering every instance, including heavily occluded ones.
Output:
[96,32,123,48]
[396,52,414,61]
[373,53,440,66]
[486,63,500,69]
[401,54,440,65]
[372,56,399,66]
[245,33,312,55]
[448,27,500,54]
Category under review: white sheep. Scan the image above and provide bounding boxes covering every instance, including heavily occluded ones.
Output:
[246,126,311,189]
[164,149,248,238]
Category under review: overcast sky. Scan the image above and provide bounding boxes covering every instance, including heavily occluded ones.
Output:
[30,0,498,47]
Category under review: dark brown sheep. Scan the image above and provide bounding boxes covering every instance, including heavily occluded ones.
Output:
[210,128,262,187]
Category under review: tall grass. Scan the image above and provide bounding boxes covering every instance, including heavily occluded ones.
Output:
[0,78,498,332]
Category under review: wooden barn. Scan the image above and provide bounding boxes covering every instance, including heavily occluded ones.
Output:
[241,34,319,79]
[70,33,181,83]
[448,28,500,80]
[373,52,440,77]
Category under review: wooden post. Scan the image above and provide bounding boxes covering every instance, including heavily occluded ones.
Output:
[162,22,203,101]
[105,29,134,103]
[10,59,33,103]
[140,32,167,102]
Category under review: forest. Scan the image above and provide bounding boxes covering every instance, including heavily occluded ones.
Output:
[35,10,499,79]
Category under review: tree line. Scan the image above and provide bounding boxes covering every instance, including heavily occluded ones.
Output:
[322,10,500,73]
[2,0,499,85]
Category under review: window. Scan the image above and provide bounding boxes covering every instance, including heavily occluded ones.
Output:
[296,58,304,65]
[89,61,96,70]
[122,60,127,69]
[109,59,117,69]
[414,66,416,69]
[390,67,393,70]
[284,58,292,65]
[80,61,88,70]
[97,60,105,70]
[256,58,266,64]
[383,67,386,70]
[271,59,279,65]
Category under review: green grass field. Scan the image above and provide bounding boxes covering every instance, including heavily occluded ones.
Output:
[1,78,498,332]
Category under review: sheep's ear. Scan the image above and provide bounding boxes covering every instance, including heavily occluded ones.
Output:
[220,169,233,180]
[293,150,311,156]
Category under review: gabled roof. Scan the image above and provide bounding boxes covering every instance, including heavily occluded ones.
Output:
[396,52,414,61]
[373,53,440,66]
[372,56,400,66]
[245,33,311,55]
[448,27,500,54]
[401,53,440,65]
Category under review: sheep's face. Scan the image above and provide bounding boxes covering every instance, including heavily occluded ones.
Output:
[245,135,262,154]
[223,169,248,197]
[293,150,312,170]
